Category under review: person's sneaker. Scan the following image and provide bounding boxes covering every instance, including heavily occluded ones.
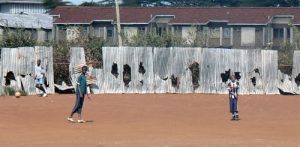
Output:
[78,120,86,123]
[235,115,240,120]
[42,93,47,97]
[231,115,236,120]
[67,117,75,122]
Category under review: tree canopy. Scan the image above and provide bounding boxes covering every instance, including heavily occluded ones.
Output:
[44,0,72,10]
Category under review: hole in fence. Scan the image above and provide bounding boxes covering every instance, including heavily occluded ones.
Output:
[170,74,179,88]
[123,64,131,87]
[295,73,300,87]
[139,80,143,85]
[111,62,119,78]
[251,77,256,87]
[221,69,231,83]
[138,62,146,75]
[278,88,296,95]
[188,61,200,89]
[254,68,260,75]
[4,71,16,86]
[234,72,241,80]
[162,77,168,81]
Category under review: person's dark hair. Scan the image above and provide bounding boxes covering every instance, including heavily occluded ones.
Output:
[82,66,88,73]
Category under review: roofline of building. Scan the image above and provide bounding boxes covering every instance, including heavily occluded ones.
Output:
[0,1,44,4]
[54,6,300,9]
[52,22,283,26]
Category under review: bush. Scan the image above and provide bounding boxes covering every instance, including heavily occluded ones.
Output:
[18,90,28,96]
[0,28,36,48]
[278,42,296,75]
[3,87,28,96]
[4,87,16,96]
[52,26,108,84]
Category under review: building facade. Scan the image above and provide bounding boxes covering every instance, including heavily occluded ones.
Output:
[0,13,53,42]
[0,0,46,14]
[50,7,300,49]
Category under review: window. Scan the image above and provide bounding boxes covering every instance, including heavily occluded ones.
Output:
[223,28,231,38]
[138,27,146,33]
[107,27,113,38]
[31,29,37,40]
[273,28,284,39]
[287,28,291,39]
[66,27,79,41]
[98,27,105,38]
[45,30,52,41]
[157,27,166,36]
[173,26,182,34]
[241,27,255,46]
[210,28,220,38]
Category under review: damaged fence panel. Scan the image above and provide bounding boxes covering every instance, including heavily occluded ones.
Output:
[132,47,154,93]
[102,47,124,93]
[169,47,196,93]
[261,50,279,94]
[0,57,2,95]
[35,46,55,94]
[69,47,86,88]
[0,46,54,95]
[278,50,300,94]
[292,50,300,89]
[247,49,264,94]
[153,48,172,93]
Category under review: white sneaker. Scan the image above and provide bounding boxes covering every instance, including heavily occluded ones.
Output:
[77,120,86,123]
[42,93,47,97]
[67,117,75,122]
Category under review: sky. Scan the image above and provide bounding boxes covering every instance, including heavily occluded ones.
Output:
[66,0,87,5]
[66,0,123,5]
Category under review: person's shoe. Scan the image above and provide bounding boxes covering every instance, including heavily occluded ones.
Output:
[231,115,236,120]
[42,93,47,97]
[67,117,75,122]
[78,120,86,123]
[235,115,240,120]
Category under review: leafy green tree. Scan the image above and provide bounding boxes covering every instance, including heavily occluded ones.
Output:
[80,2,101,6]
[43,0,72,10]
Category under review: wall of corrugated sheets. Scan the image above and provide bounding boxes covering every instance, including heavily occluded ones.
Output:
[77,47,280,94]
[0,46,54,95]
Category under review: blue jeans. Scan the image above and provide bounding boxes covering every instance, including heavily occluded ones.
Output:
[72,94,85,114]
[229,97,238,114]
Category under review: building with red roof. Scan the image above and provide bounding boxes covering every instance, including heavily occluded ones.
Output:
[50,6,300,48]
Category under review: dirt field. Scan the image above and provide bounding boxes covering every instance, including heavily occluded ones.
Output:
[0,94,299,147]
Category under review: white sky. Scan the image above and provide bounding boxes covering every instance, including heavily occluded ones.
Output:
[67,0,88,5]
[66,0,122,5]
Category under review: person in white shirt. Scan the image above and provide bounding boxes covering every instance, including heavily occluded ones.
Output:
[227,75,239,120]
[35,59,47,97]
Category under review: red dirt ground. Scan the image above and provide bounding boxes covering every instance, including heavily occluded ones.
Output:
[0,94,299,147]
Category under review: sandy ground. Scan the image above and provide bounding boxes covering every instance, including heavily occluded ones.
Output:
[0,94,299,147]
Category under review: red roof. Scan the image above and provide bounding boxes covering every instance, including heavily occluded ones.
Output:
[50,7,300,25]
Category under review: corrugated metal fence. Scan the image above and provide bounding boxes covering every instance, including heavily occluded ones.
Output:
[70,47,283,95]
[0,46,54,95]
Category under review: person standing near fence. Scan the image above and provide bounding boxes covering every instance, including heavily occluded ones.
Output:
[227,75,240,120]
[67,66,91,123]
[35,59,47,97]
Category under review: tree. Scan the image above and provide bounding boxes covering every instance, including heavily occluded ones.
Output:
[43,0,72,10]
[122,0,141,6]
[239,0,300,7]
[80,2,101,6]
